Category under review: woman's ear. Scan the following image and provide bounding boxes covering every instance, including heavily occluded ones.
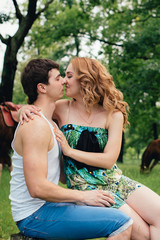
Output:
[37,83,46,93]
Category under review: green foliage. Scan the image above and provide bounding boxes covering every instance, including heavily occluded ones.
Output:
[12,63,28,104]
[103,0,160,148]
[12,79,27,104]
[23,0,97,61]
[0,12,10,24]
[0,13,9,24]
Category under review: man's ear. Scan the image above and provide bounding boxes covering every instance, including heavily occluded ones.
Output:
[37,83,46,93]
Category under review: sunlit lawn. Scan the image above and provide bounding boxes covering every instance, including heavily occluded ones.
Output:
[1,161,160,240]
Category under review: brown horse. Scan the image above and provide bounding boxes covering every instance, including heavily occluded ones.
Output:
[0,102,21,179]
[140,139,160,172]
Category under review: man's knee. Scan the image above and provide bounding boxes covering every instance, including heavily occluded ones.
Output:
[108,225,132,240]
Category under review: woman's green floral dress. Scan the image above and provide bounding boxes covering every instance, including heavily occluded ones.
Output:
[61,124,142,208]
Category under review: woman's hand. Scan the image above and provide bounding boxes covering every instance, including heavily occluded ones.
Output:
[18,105,41,125]
[54,128,71,156]
[81,190,115,207]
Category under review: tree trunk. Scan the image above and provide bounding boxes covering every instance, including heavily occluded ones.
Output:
[0,39,18,102]
[150,99,158,140]
[153,122,158,140]
[0,0,53,103]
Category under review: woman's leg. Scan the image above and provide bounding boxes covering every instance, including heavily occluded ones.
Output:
[119,203,150,240]
[125,186,160,240]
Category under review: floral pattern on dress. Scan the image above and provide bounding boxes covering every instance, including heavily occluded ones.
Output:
[61,124,142,208]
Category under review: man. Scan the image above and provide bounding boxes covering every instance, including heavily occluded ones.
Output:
[10,59,132,239]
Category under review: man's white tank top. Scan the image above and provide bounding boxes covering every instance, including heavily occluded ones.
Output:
[9,113,61,222]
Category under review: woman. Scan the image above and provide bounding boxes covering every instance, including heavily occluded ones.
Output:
[19,57,160,240]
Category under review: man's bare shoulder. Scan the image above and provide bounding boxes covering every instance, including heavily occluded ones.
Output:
[19,115,51,138]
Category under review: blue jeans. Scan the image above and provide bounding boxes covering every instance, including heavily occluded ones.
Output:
[17,202,132,239]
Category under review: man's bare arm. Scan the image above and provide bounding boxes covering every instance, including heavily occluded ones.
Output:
[20,117,115,207]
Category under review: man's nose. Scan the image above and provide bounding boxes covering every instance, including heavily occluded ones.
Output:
[61,77,67,84]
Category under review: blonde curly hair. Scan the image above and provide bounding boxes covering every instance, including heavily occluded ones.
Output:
[71,57,129,128]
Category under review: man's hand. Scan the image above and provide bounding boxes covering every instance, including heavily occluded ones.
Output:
[81,190,115,207]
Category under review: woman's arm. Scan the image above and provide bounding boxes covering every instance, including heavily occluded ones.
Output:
[17,99,69,125]
[54,111,123,169]
[17,105,41,124]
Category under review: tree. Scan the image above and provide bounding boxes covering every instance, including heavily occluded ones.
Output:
[104,0,160,149]
[0,0,53,102]
[23,0,98,64]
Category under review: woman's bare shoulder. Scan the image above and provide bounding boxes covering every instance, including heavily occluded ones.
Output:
[105,111,123,129]
[112,111,123,120]
[55,99,70,109]
[54,99,71,119]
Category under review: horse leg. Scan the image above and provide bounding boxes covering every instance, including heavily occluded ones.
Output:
[8,163,13,172]
[8,156,13,173]
[140,151,152,172]
[0,143,4,181]
[5,151,12,173]
[140,158,151,173]
[0,142,12,174]
[0,163,3,181]
[150,159,159,171]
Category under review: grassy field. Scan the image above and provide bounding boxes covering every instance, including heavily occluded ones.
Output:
[0,161,160,240]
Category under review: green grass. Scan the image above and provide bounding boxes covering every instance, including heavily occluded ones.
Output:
[0,162,160,240]
[0,167,19,240]
[118,161,160,195]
